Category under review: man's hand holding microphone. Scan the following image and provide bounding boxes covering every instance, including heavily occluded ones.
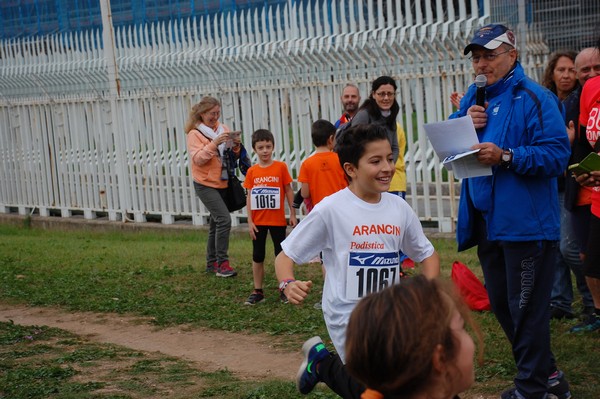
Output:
[468,74,488,129]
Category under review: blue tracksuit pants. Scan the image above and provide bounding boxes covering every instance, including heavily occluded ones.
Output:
[474,211,557,399]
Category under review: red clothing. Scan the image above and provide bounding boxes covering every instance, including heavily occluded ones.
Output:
[580,75,600,217]
[576,186,593,206]
[298,151,347,205]
[336,112,352,127]
[243,161,292,226]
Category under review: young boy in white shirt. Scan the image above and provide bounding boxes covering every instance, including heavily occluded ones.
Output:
[275,124,440,398]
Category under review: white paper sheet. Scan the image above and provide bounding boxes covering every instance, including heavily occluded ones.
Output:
[423,115,493,179]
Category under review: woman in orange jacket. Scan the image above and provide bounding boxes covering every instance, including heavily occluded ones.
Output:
[185,96,250,278]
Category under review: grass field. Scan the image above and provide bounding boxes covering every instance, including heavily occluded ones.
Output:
[1,221,599,398]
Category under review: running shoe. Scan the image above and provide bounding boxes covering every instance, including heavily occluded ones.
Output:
[216,260,237,278]
[569,313,600,333]
[206,261,218,274]
[501,371,572,399]
[550,307,575,320]
[244,291,264,305]
[297,336,330,394]
[547,370,572,399]
[500,388,526,399]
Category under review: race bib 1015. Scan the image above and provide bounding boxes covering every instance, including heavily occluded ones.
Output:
[250,187,281,210]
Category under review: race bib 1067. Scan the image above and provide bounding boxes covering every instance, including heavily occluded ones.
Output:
[346,251,401,300]
[250,187,281,210]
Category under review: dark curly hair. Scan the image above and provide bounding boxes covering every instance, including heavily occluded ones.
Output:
[541,50,578,97]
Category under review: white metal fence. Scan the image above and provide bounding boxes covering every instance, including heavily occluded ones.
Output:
[0,0,553,231]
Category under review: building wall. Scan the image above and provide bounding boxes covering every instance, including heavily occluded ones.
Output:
[0,0,286,39]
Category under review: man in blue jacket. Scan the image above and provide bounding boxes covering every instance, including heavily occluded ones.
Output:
[451,24,571,399]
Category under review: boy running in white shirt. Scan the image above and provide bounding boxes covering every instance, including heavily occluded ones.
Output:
[275,124,440,397]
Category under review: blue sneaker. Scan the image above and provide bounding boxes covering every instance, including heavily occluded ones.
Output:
[500,388,526,399]
[569,313,600,333]
[548,370,572,399]
[296,336,330,394]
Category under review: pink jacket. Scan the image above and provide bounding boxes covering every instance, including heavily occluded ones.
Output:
[187,129,227,189]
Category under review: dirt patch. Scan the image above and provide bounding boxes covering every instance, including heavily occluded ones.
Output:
[0,303,301,381]
[0,303,497,399]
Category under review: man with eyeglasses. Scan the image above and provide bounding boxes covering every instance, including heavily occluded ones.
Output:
[450,24,572,399]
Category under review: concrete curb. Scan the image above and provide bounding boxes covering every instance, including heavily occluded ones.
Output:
[0,213,455,240]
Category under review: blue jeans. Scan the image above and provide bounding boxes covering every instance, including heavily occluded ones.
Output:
[474,211,556,399]
[551,192,594,312]
[194,182,231,265]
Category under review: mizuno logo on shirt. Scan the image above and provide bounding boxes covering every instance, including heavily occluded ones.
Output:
[349,252,400,267]
[350,254,375,265]
[252,187,278,195]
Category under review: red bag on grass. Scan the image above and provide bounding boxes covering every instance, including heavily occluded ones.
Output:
[451,261,491,311]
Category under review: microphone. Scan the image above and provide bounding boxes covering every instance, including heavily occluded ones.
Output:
[475,74,487,107]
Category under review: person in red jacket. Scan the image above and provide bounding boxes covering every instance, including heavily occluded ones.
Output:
[572,38,600,333]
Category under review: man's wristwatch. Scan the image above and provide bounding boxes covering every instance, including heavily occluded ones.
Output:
[278,279,296,292]
[500,148,513,169]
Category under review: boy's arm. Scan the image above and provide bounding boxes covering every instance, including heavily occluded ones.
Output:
[300,182,310,199]
[246,189,258,239]
[275,251,312,304]
[285,183,297,226]
[419,250,441,279]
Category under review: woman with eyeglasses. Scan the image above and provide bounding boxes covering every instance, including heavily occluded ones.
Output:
[350,76,400,163]
[185,96,251,278]
[348,76,407,200]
